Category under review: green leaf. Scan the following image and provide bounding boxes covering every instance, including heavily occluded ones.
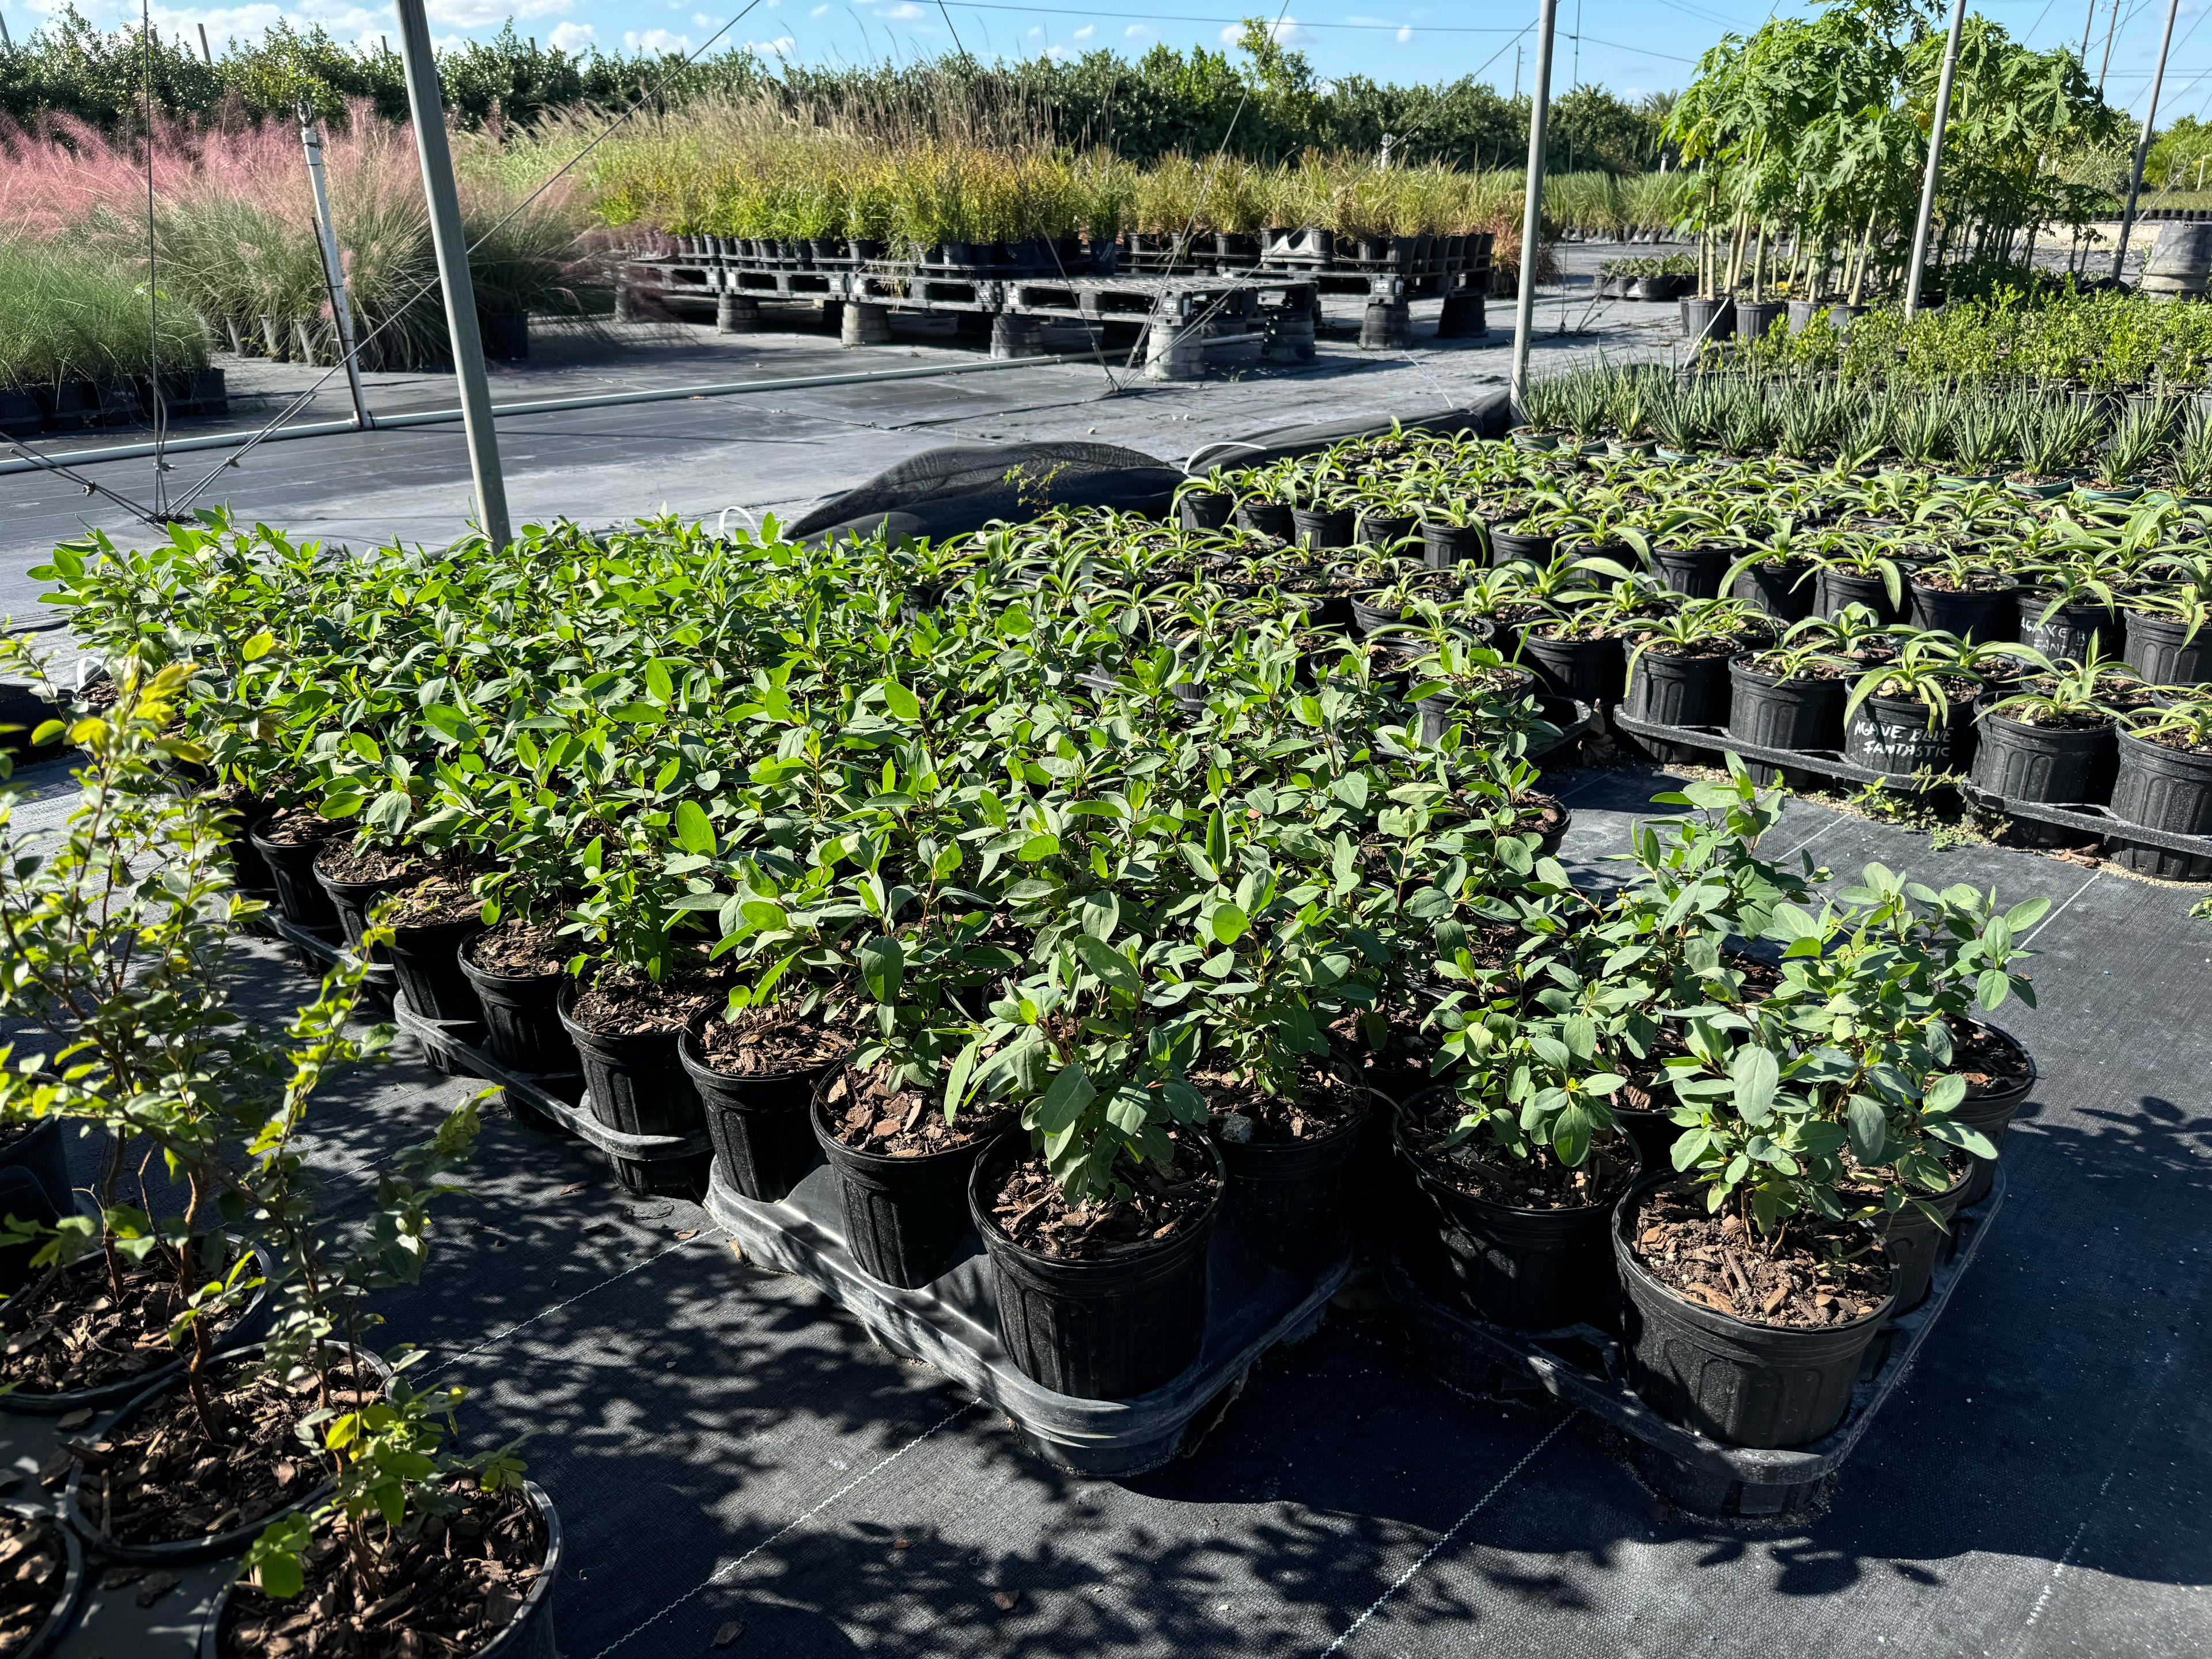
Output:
[675,800,717,857]
[1031,1062,1096,1134]
[1847,1096,1889,1164]
[240,630,277,662]
[1730,1045,1779,1124]
[1207,903,1248,945]
[858,936,905,1002]
[1922,1072,1967,1113]
[881,680,922,721]
[1074,933,1142,994]
[1975,968,2009,1010]
[645,660,675,704]
[1016,832,1060,862]
[944,1035,982,1120]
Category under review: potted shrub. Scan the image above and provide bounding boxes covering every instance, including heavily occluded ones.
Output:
[1623,596,1770,741]
[2123,559,2212,685]
[1971,647,2137,816]
[1725,626,1852,777]
[1843,635,1988,779]
[2108,698,2212,878]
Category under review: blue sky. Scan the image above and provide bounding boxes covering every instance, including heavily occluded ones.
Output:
[9,0,2212,118]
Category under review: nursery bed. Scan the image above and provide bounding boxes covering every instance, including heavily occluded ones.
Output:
[1,764,2206,1658]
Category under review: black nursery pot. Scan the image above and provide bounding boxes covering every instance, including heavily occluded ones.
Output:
[1421,521,1487,569]
[680,1012,838,1203]
[1846,693,1970,779]
[1726,656,1846,765]
[457,938,579,1078]
[1625,649,1732,762]
[1652,546,1731,600]
[970,1138,1222,1400]
[1523,631,1628,703]
[2,1503,81,1659]
[1236,501,1295,540]
[814,1080,995,1289]
[1816,567,1906,624]
[557,986,711,1199]
[1488,528,1555,569]
[387,914,489,1024]
[1291,506,1358,550]
[1955,1021,2035,1208]
[1213,1095,1369,1272]
[1732,559,1816,623]
[312,853,415,963]
[1970,707,2115,819]
[1178,491,1234,532]
[248,825,344,939]
[1872,1166,1974,1317]
[2017,589,2122,662]
[2123,611,2212,686]
[1416,665,1536,745]
[2108,729,2212,880]
[1908,579,2019,644]
[215,802,278,897]
[1613,1175,1894,1450]
[1359,510,1418,548]
[1396,1104,1635,1331]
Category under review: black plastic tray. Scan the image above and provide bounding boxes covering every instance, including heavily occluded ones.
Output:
[703,1162,1349,1478]
[1385,1166,2006,1522]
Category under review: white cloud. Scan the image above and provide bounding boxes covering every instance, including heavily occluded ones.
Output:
[427,0,568,23]
[878,2,925,17]
[549,19,594,48]
[1026,24,1040,36]
[811,3,828,12]
[1044,43,1065,58]
[623,26,691,50]
[692,12,714,25]
[1072,22,1093,39]
[748,33,796,53]
[1123,22,1147,38]
[1396,25,1412,41]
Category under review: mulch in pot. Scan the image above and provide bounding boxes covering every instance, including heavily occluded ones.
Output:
[1948,1017,2033,1097]
[463,919,571,979]
[822,1065,1006,1156]
[987,1137,1218,1261]
[86,1355,382,1547]
[0,1512,67,1647]
[1194,1057,1362,1146]
[2,1252,242,1397]
[214,1482,547,1659]
[1627,1185,1890,1328]
[566,972,718,1039]
[254,808,348,850]
[1402,1099,1637,1211]
[696,1008,848,1077]
[384,873,483,929]
[312,842,435,885]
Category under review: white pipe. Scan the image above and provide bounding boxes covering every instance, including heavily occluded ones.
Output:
[298,109,372,431]
[1510,0,1559,415]
[2114,0,2184,280]
[0,353,1111,478]
[1905,0,1969,319]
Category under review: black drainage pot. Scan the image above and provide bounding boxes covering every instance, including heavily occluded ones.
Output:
[1177,491,1234,532]
[1955,1021,2035,1208]
[1522,631,1627,703]
[66,1342,389,1563]
[970,1138,1222,1399]
[2107,728,2212,879]
[1872,1166,1974,1317]
[1236,501,1294,540]
[679,1012,839,1203]
[1399,1107,1635,1330]
[1420,521,1487,569]
[1652,546,1730,600]
[1732,559,1816,623]
[1816,567,1905,624]
[1908,579,2019,643]
[1613,1176,1893,1449]
[557,987,711,1198]
[1291,505,1357,550]
[314,859,410,962]
[1970,707,2116,835]
[1846,694,1969,779]
[0,1117,70,1217]
[199,1480,562,1659]
[1611,1101,1679,1172]
[387,912,490,1023]
[1358,510,1418,549]
[2017,589,2122,662]
[1488,528,1555,569]
[1416,666,1537,745]
[1725,656,1846,786]
[3,1504,82,1659]
[2123,611,2212,686]
[1212,1095,1368,1272]
[814,1081,997,1289]
[1624,649,1730,764]
[1348,596,1407,637]
[457,937,579,1080]
[248,824,344,939]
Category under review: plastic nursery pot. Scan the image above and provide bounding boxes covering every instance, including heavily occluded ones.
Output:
[2018,590,2123,663]
[1,1242,270,1418]
[556,985,713,1199]
[247,823,345,940]
[1613,1175,1895,1449]
[385,912,488,1024]
[310,851,420,964]
[0,1116,70,1218]
[1625,649,1732,753]
[1395,1098,1638,1331]
[457,936,579,1079]
[1815,568,1907,625]
[1522,630,1628,704]
[812,1077,997,1290]
[1726,656,1846,762]
[1416,665,1536,746]
[1421,521,1487,569]
[1177,491,1234,532]
[65,1342,389,1563]
[1652,546,1731,601]
[2107,729,2212,880]
[1735,300,1785,340]
[679,1010,839,1203]
[1359,510,1418,548]
[1970,707,2116,820]
[199,1479,562,1659]
[1845,693,1970,779]
[1235,501,1295,540]
[1955,1021,2035,1209]
[1908,579,2020,645]
[1347,597,1407,637]
[216,802,279,898]
[2123,611,2212,686]
[1488,528,1555,569]
[1870,1164,1975,1319]
[969,1138,1223,1400]
[1732,559,1816,623]
[1291,506,1358,550]
[1679,294,1736,342]
[1211,1092,1370,1273]
[1,1503,84,1659]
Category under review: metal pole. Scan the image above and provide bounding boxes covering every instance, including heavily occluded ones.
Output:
[198,23,211,64]
[0,13,13,49]
[392,0,510,551]
[2115,0,2184,281]
[1904,0,1969,320]
[1511,0,1559,415]
[299,109,373,431]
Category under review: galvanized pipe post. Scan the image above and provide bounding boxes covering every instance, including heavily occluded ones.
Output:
[298,107,373,430]
[1510,0,1560,416]
[1904,0,1969,320]
[392,0,510,551]
[2113,0,2184,281]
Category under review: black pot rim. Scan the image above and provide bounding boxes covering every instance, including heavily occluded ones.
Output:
[1612,1173,1895,1338]
[2116,726,2212,766]
[1209,1074,1374,1156]
[1,1502,84,1659]
[679,1005,850,1088]
[1726,650,1847,688]
[967,1132,1225,1275]
[457,930,569,986]
[808,1067,1005,1172]
[1392,1089,1639,1219]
